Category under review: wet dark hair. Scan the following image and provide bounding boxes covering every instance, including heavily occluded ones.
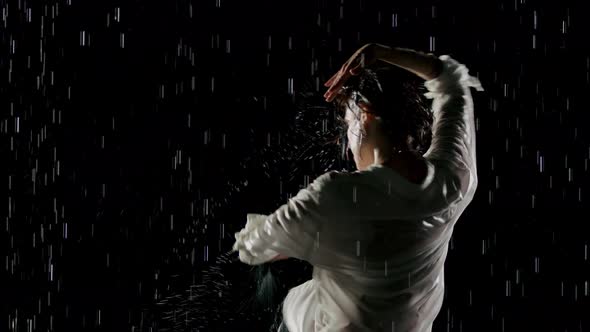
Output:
[334,65,433,156]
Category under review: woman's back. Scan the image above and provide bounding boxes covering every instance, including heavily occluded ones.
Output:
[278,54,483,331]
[384,152,430,185]
[233,53,484,331]
[305,164,466,331]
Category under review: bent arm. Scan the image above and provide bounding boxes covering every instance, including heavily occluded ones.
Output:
[421,55,483,199]
[233,172,339,265]
[376,47,483,207]
[376,46,444,81]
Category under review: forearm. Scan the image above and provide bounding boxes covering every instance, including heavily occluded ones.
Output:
[422,55,483,198]
[233,174,335,265]
[376,45,443,81]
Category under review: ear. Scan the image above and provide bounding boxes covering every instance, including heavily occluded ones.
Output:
[358,102,376,123]
[357,100,370,112]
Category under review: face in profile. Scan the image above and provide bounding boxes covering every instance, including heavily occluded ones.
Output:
[342,92,379,171]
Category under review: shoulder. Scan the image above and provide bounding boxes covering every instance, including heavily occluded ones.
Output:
[310,169,366,198]
[313,169,346,184]
[312,169,358,187]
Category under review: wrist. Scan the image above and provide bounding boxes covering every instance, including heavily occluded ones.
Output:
[378,47,441,81]
[374,43,393,61]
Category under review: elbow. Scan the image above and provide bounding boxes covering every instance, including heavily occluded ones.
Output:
[447,163,476,202]
[459,169,478,200]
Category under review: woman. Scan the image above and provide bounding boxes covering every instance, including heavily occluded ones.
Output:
[233,43,484,332]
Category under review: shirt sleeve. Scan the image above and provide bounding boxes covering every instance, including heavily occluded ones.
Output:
[232,171,340,265]
[422,55,484,203]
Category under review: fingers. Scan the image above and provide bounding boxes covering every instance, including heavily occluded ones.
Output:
[323,66,346,88]
[323,80,340,101]
[323,68,352,102]
[323,47,372,102]
[324,76,348,101]
[324,55,366,102]
[324,57,353,87]
[324,83,345,102]
[324,72,338,87]
[323,74,340,99]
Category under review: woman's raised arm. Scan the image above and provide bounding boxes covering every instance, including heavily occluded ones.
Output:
[323,43,443,102]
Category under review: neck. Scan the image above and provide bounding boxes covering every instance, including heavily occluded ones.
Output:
[373,144,417,166]
[374,148,426,184]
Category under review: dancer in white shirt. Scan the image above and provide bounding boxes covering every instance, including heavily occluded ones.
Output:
[233,43,484,332]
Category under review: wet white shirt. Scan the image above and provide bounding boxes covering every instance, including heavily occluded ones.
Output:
[233,55,484,332]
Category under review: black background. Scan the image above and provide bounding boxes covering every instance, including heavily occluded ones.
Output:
[1,0,589,331]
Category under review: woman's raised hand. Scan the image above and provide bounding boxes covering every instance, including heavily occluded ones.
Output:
[323,43,389,102]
